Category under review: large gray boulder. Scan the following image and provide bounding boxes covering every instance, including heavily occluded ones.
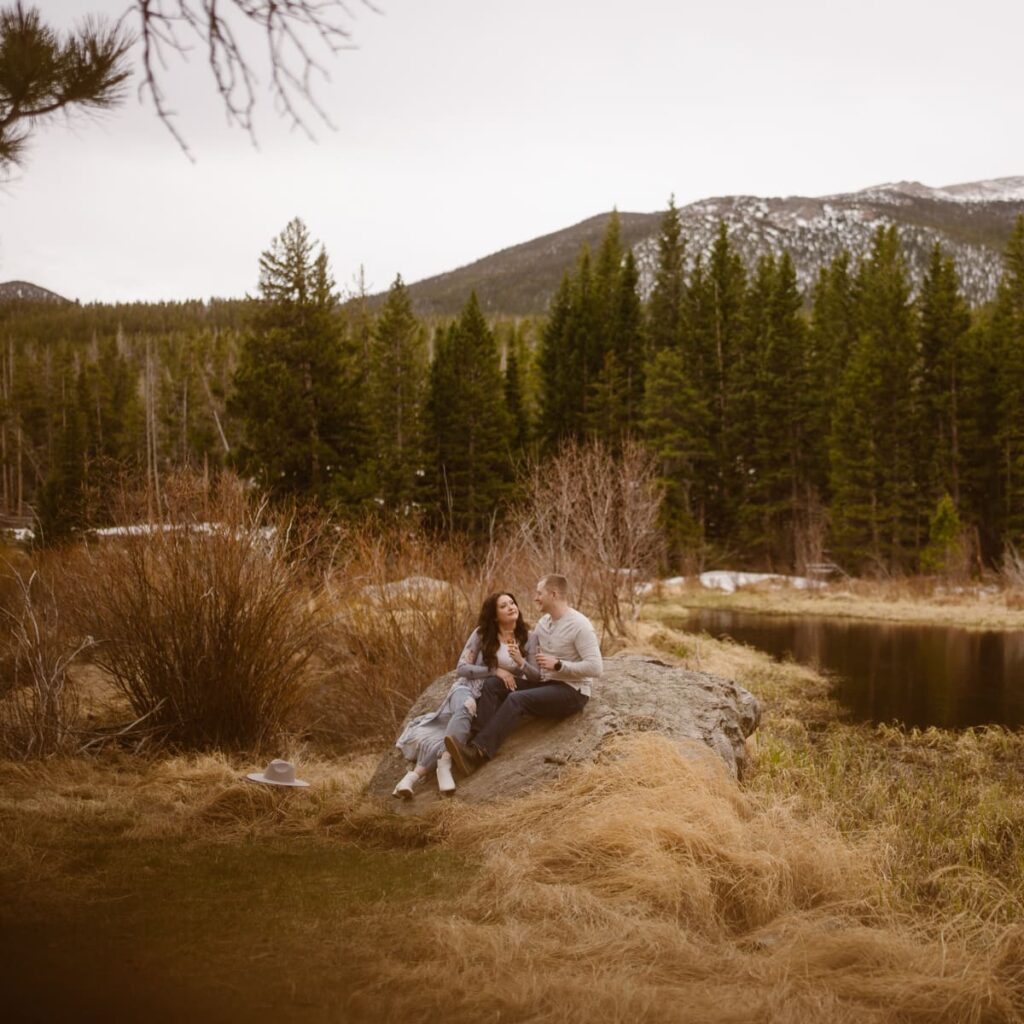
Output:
[367,655,761,812]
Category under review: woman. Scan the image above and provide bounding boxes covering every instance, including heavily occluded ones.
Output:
[393,591,539,798]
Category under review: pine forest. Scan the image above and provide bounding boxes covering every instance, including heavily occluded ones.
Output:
[4,208,1024,576]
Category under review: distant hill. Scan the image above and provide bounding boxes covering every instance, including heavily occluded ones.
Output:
[0,280,71,304]
[397,177,1024,317]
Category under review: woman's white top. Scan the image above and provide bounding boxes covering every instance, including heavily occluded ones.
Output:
[496,642,518,670]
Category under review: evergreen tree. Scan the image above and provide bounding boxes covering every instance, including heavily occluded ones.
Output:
[503,345,529,453]
[684,222,747,543]
[646,195,687,354]
[613,249,646,433]
[425,293,513,534]
[920,494,965,575]
[741,252,810,566]
[541,245,598,445]
[642,345,710,566]
[807,251,856,496]
[593,209,624,364]
[567,245,599,437]
[538,214,635,450]
[959,317,1003,561]
[230,218,365,501]
[810,251,858,376]
[73,338,144,512]
[537,272,574,450]
[991,216,1024,546]
[917,244,970,508]
[590,249,645,444]
[830,226,918,569]
[368,274,427,511]
[36,390,86,545]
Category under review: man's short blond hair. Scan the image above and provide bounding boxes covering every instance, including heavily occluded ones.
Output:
[538,573,569,598]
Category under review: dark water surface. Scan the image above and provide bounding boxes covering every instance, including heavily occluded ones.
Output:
[670,608,1024,729]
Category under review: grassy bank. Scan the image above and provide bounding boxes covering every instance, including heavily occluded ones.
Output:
[646,577,1024,630]
[635,619,1024,926]
[2,597,1024,1021]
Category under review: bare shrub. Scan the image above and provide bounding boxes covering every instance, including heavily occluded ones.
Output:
[68,474,322,751]
[312,524,540,747]
[1001,544,1024,591]
[311,528,483,745]
[512,438,664,637]
[0,566,91,758]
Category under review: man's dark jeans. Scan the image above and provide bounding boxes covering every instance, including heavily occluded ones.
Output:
[470,674,511,738]
[472,675,588,760]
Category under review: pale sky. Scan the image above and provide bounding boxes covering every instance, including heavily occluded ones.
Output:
[2,0,1022,303]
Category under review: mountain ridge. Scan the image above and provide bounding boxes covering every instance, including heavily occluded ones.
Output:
[398,176,1024,317]
[0,280,72,304]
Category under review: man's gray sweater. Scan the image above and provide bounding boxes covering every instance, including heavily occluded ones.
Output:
[532,607,603,696]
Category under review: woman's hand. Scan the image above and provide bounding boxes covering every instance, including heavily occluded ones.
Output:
[496,667,518,691]
[507,637,525,667]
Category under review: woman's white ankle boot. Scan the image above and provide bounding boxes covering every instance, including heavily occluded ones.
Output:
[392,770,421,800]
[436,754,456,795]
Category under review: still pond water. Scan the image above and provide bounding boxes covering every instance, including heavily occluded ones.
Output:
[670,608,1024,729]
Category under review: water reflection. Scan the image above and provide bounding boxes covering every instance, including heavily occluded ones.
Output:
[670,609,1024,729]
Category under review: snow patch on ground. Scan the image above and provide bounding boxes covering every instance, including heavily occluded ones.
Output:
[699,570,820,593]
[637,572,822,596]
[89,523,278,541]
[3,527,35,543]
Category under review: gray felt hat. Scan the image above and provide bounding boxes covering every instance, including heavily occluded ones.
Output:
[245,759,310,788]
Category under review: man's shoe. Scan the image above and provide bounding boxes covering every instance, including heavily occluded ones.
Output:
[444,736,483,776]
[392,770,420,800]
[436,753,456,795]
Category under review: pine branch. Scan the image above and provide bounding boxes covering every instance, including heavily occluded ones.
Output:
[0,3,132,169]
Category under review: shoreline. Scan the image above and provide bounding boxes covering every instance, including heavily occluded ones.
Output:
[643,583,1024,632]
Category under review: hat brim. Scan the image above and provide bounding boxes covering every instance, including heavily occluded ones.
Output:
[245,772,310,788]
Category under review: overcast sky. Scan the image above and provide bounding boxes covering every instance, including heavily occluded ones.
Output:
[2,0,1022,303]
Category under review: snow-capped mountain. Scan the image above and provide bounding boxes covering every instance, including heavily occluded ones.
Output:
[401,177,1024,316]
[860,178,1024,204]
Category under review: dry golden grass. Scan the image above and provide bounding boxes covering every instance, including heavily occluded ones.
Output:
[4,542,1024,1020]
[649,578,1024,631]
[3,728,1023,1022]
[387,735,1023,1024]
[307,523,548,747]
[65,477,323,751]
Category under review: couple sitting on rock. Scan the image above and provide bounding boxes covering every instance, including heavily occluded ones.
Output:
[392,574,603,799]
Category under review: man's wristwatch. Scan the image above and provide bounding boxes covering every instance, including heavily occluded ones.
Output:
[553,660,563,672]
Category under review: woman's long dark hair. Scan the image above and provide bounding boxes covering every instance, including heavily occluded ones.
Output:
[477,592,530,670]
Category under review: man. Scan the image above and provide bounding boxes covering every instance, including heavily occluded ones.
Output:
[445,574,602,774]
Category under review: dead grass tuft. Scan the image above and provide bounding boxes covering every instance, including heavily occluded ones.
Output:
[342,734,1024,1024]
[3,730,1023,1021]
[444,734,872,938]
[309,524,541,747]
[0,563,91,758]
[66,474,322,751]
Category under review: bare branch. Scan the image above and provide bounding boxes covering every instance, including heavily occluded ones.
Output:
[0,563,94,758]
[130,0,378,155]
[513,439,664,638]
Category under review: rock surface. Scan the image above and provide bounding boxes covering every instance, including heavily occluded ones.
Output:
[367,655,761,812]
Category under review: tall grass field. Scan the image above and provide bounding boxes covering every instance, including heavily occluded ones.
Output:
[1,482,1023,1021]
